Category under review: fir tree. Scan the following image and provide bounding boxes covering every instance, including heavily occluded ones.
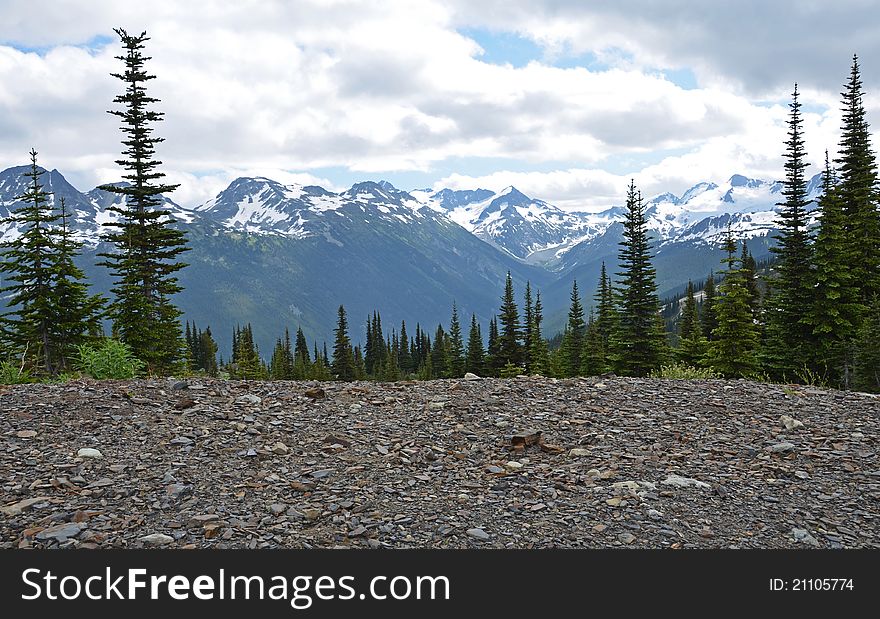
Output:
[398,320,412,375]
[232,324,262,380]
[48,196,105,371]
[677,281,708,367]
[836,56,880,305]
[765,83,814,377]
[701,272,718,340]
[594,262,616,351]
[610,181,666,376]
[523,282,534,373]
[447,302,465,378]
[198,326,218,376]
[97,29,189,375]
[353,345,366,380]
[498,272,522,368]
[808,153,861,386]
[486,315,501,376]
[560,280,585,376]
[528,292,550,375]
[580,313,605,376]
[465,313,485,375]
[0,151,104,375]
[709,228,759,377]
[331,305,355,381]
[431,324,449,377]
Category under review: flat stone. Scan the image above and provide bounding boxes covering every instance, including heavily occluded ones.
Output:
[16,430,37,438]
[0,496,49,517]
[466,528,491,541]
[36,523,83,542]
[569,448,591,457]
[139,533,174,546]
[660,474,710,489]
[768,442,796,453]
[271,442,290,455]
[77,448,103,459]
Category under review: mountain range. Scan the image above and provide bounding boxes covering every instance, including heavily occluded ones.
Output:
[0,165,823,354]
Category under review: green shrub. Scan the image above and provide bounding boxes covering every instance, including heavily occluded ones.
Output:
[76,339,146,380]
[0,360,33,384]
[500,362,525,378]
[650,362,719,380]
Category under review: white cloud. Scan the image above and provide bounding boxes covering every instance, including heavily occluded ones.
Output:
[0,0,876,207]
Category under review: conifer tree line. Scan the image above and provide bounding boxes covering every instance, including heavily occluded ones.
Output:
[1,47,878,392]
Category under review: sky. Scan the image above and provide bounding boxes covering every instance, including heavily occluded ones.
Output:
[1,0,879,211]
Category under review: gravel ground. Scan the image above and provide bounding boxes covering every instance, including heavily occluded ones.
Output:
[1,375,878,549]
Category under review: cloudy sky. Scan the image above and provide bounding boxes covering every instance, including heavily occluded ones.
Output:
[1,0,878,210]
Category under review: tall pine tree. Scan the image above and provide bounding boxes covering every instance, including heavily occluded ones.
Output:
[560,280,585,376]
[764,83,814,378]
[497,272,522,368]
[97,29,189,375]
[709,228,759,377]
[610,181,666,376]
[836,56,880,306]
[447,303,465,378]
[331,305,355,381]
[808,153,862,385]
[465,313,485,375]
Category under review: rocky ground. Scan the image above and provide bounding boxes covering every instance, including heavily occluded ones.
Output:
[1,375,878,549]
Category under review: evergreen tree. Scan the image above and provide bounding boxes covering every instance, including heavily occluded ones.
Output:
[447,303,465,378]
[836,56,880,305]
[677,281,708,366]
[269,338,288,380]
[486,315,501,376]
[465,313,485,375]
[383,337,400,381]
[610,181,666,376]
[580,313,605,376]
[765,83,814,377]
[232,324,262,380]
[431,324,449,378]
[709,228,759,377]
[740,241,760,318]
[398,320,412,375]
[701,272,718,340]
[0,151,103,375]
[198,326,218,376]
[560,280,586,376]
[528,292,550,375]
[97,29,189,375]
[808,153,862,385]
[498,272,522,368]
[594,262,616,349]
[47,196,105,371]
[331,305,355,381]
[353,345,366,380]
[523,282,534,373]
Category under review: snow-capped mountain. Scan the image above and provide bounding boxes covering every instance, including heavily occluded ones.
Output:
[0,165,188,245]
[0,163,820,352]
[410,185,607,260]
